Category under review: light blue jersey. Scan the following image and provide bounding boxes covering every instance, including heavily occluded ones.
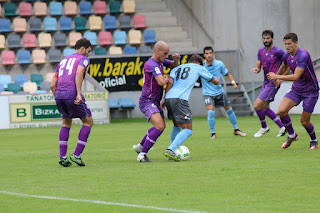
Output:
[166,63,214,101]
[201,60,228,96]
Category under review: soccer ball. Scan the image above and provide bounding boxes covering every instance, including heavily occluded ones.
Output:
[174,145,190,161]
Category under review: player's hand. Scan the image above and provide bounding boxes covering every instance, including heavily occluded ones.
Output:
[232,83,238,89]
[172,53,181,61]
[250,67,260,74]
[266,72,276,80]
[161,100,166,110]
[74,94,83,105]
[274,79,283,88]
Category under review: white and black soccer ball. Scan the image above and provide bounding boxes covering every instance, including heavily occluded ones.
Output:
[174,145,190,161]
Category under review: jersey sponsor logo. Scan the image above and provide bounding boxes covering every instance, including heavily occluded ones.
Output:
[83,59,89,67]
[155,67,161,74]
[151,103,157,108]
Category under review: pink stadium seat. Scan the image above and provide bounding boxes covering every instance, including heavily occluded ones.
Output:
[34,2,48,16]
[133,15,147,29]
[13,18,27,32]
[46,72,55,82]
[1,50,15,65]
[32,49,46,64]
[69,32,82,47]
[94,1,107,15]
[23,33,37,48]
[99,31,113,46]
[64,1,77,16]
[19,2,33,17]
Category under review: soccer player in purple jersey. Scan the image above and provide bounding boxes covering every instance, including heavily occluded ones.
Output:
[132,41,180,162]
[267,33,319,149]
[51,38,93,167]
[250,30,286,138]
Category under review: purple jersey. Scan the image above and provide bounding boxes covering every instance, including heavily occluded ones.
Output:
[257,46,284,86]
[54,53,90,99]
[282,48,319,94]
[139,58,171,104]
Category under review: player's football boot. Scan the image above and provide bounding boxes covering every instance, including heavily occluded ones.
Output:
[282,133,299,149]
[234,129,247,137]
[70,154,85,166]
[163,149,181,161]
[254,127,270,138]
[137,154,152,162]
[210,133,216,139]
[310,141,318,150]
[59,157,72,167]
[276,126,287,137]
[133,144,143,154]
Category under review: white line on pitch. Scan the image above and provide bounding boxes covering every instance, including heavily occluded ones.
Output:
[0,191,209,213]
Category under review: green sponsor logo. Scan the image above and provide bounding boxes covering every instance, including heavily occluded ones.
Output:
[32,105,61,119]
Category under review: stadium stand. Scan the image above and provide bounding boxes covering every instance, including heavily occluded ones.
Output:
[19,2,33,17]
[75,16,87,31]
[104,15,117,30]
[31,73,44,87]
[109,46,122,55]
[53,32,67,47]
[69,32,82,47]
[133,15,147,29]
[59,17,73,31]
[29,17,42,32]
[4,2,17,17]
[94,47,107,55]
[23,33,37,48]
[38,32,52,48]
[0,84,4,93]
[109,98,121,109]
[124,46,137,54]
[64,1,77,16]
[84,32,97,45]
[99,31,113,46]
[63,48,75,57]
[143,30,156,44]
[0,18,11,32]
[17,50,32,65]
[0,75,12,89]
[114,31,127,45]
[23,82,37,94]
[94,1,107,15]
[13,17,27,32]
[1,50,15,65]
[7,83,20,94]
[49,1,63,16]
[32,49,46,64]
[0,35,5,49]
[128,29,142,45]
[7,34,21,48]
[89,16,102,30]
[45,72,54,82]
[79,1,92,15]
[109,0,122,14]
[139,45,152,54]
[40,81,51,92]
[119,15,132,29]
[44,17,58,31]
[14,74,28,87]
[34,2,48,16]
[123,0,136,14]
[48,48,61,63]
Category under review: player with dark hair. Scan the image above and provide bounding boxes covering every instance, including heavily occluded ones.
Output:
[163,54,219,161]
[51,38,93,167]
[202,46,246,139]
[250,30,286,138]
[132,41,180,162]
[267,33,319,149]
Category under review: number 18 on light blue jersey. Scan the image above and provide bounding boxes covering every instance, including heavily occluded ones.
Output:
[165,63,214,101]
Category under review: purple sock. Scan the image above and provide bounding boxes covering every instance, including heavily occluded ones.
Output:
[265,108,284,128]
[140,127,155,146]
[305,123,317,141]
[141,128,163,154]
[280,115,295,136]
[74,125,91,156]
[59,127,70,158]
[256,108,267,128]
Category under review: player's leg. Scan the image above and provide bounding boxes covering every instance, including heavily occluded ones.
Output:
[253,98,270,137]
[204,95,216,139]
[133,126,155,153]
[59,118,72,167]
[165,98,182,143]
[167,122,192,153]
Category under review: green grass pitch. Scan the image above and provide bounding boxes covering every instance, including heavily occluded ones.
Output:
[1,115,320,213]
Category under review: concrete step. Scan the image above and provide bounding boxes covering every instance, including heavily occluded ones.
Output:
[135,1,168,10]
[137,11,172,17]
[150,26,184,32]
[145,16,177,26]
[153,30,188,41]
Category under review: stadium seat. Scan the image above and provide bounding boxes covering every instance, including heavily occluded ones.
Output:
[0,91,14,95]
[139,45,152,54]
[99,31,113,46]
[0,75,12,89]
[31,73,44,87]
[17,50,32,65]
[4,2,17,17]
[23,33,37,48]
[94,47,107,55]
[0,18,11,33]
[119,15,132,29]
[89,16,102,30]
[69,32,82,47]
[40,81,51,93]
[48,48,61,63]
[17,91,30,95]
[133,15,147,29]
[29,17,42,32]
[34,2,48,16]
[109,46,122,55]
[23,82,37,93]
[94,1,107,15]
[75,16,87,31]
[123,0,136,14]
[14,74,28,87]
[19,2,33,17]
[143,30,156,43]
[114,31,127,45]
[118,97,136,118]
[53,32,67,47]
[38,33,52,48]
[59,17,73,31]
[49,2,63,16]
[44,17,58,31]
[34,90,47,94]
[0,84,4,93]
[63,48,75,57]
[1,50,15,65]
[128,30,142,45]
[84,32,97,45]
[109,0,122,14]
[124,46,137,54]
[32,49,46,64]
[7,83,20,94]
[0,35,5,49]
[64,1,77,16]
[7,34,21,48]
[79,1,92,15]
[104,15,117,30]
[0,4,2,17]
[13,18,27,32]
[46,72,55,82]
[109,98,121,109]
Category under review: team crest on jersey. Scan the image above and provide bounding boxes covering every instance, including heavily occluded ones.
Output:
[83,60,89,67]
[152,103,157,108]
[155,67,161,74]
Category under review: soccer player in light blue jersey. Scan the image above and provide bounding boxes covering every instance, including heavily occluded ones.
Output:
[250,30,286,138]
[51,38,93,167]
[202,46,246,139]
[162,54,219,161]
[267,33,319,149]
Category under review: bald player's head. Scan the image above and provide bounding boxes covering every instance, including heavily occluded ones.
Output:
[153,41,170,63]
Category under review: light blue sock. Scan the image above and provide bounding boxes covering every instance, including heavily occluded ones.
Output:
[171,126,182,143]
[207,110,215,133]
[226,108,238,129]
[168,129,193,151]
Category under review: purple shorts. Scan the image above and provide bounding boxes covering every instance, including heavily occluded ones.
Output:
[56,99,92,119]
[139,101,164,122]
[258,85,279,102]
[284,90,319,113]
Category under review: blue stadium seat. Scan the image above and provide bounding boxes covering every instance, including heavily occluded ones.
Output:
[29,17,42,32]
[84,32,97,45]
[0,84,4,93]
[144,30,156,44]
[50,2,63,16]
[114,31,127,45]
[139,45,153,54]
[53,32,67,47]
[48,48,62,63]
[119,15,132,29]
[79,1,92,15]
[94,47,107,55]
[63,48,75,57]
[109,98,121,109]
[0,75,12,89]
[14,74,28,87]
[104,15,117,30]
[40,81,51,92]
[0,19,12,33]
[17,50,32,65]
[124,46,137,54]
[7,34,21,48]
[34,90,47,94]
[119,98,136,108]
[60,17,73,31]
[44,17,58,31]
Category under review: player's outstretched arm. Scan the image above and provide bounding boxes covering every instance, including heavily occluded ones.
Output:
[267,67,304,82]
[211,76,219,85]
[250,61,262,74]
[75,65,86,105]
[226,73,238,89]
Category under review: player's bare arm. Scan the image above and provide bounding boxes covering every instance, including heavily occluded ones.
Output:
[169,53,181,69]
[75,65,86,105]
[211,76,219,85]
[267,67,304,81]
[50,77,58,96]
[250,61,262,74]
[155,74,168,86]
[226,73,237,89]
[161,77,174,109]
